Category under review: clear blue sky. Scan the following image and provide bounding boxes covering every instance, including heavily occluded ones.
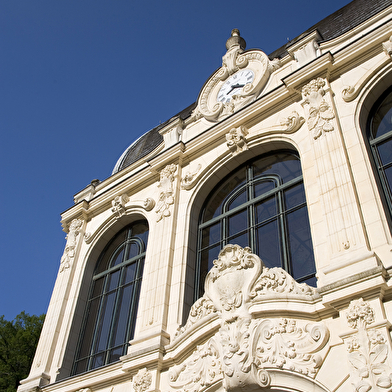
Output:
[0,0,352,321]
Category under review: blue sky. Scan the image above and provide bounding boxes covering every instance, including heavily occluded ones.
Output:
[0,0,352,321]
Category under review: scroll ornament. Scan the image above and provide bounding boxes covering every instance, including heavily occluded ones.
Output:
[302,78,335,139]
[181,164,202,190]
[59,218,83,272]
[169,245,328,392]
[156,164,177,222]
[345,298,392,391]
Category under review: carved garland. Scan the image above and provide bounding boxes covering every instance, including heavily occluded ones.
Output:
[302,77,335,139]
[344,298,392,391]
[156,164,177,222]
[59,218,83,273]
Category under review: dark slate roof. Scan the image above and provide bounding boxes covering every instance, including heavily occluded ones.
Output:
[269,0,392,59]
[114,0,392,173]
[114,102,196,172]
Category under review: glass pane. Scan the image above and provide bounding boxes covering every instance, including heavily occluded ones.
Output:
[107,270,120,292]
[95,292,116,352]
[227,188,247,210]
[95,231,127,274]
[110,246,125,267]
[126,242,140,261]
[253,153,301,184]
[92,277,104,298]
[203,168,247,221]
[286,207,315,281]
[227,231,249,250]
[256,196,276,223]
[372,92,392,139]
[91,352,105,370]
[79,297,100,358]
[377,138,392,166]
[384,166,392,197]
[112,284,134,347]
[131,221,149,245]
[301,275,317,287]
[256,220,281,269]
[124,263,137,284]
[284,183,306,210]
[201,222,220,248]
[74,358,88,374]
[254,180,275,198]
[199,245,221,296]
[228,209,248,236]
[109,346,124,364]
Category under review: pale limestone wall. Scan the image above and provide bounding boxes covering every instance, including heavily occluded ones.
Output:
[18,6,392,392]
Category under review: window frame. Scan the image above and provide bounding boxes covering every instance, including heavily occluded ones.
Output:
[367,86,392,225]
[195,151,316,299]
[72,220,148,375]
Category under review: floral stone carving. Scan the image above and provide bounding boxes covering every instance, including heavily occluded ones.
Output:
[302,77,335,139]
[60,218,83,272]
[226,126,248,156]
[169,245,329,392]
[344,298,392,391]
[155,164,177,222]
[133,368,152,392]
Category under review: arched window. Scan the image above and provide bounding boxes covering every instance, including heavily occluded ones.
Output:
[368,88,392,225]
[195,151,316,298]
[72,220,148,375]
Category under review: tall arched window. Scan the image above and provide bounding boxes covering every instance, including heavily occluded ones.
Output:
[368,87,392,225]
[72,220,148,375]
[195,151,315,299]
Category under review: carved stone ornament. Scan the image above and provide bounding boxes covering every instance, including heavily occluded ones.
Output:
[193,30,281,123]
[59,218,83,272]
[169,245,328,392]
[181,164,202,190]
[111,193,129,219]
[342,36,392,103]
[226,126,248,156]
[383,35,392,57]
[344,298,392,391]
[156,164,177,222]
[133,368,152,392]
[75,389,92,392]
[302,78,335,139]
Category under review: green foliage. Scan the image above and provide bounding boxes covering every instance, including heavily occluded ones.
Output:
[0,312,45,392]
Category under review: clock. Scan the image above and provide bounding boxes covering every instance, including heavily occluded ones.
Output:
[217,69,255,103]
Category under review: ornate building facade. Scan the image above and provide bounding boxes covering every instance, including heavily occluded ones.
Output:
[19,1,392,391]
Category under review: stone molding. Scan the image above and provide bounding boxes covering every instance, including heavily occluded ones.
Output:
[168,245,328,392]
[342,38,392,103]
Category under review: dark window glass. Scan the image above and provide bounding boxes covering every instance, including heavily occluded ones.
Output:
[72,220,148,375]
[368,88,392,223]
[196,151,316,298]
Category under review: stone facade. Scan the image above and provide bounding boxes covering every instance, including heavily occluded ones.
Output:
[18,2,392,392]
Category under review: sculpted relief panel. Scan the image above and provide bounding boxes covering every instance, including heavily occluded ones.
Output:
[168,245,328,392]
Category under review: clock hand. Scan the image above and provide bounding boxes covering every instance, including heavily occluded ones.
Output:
[228,83,245,94]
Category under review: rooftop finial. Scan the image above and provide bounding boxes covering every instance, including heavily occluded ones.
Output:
[226,28,246,51]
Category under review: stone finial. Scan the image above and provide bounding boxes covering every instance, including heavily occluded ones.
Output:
[226,29,246,51]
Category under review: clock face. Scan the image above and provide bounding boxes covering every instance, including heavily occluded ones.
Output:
[217,69,255,103]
